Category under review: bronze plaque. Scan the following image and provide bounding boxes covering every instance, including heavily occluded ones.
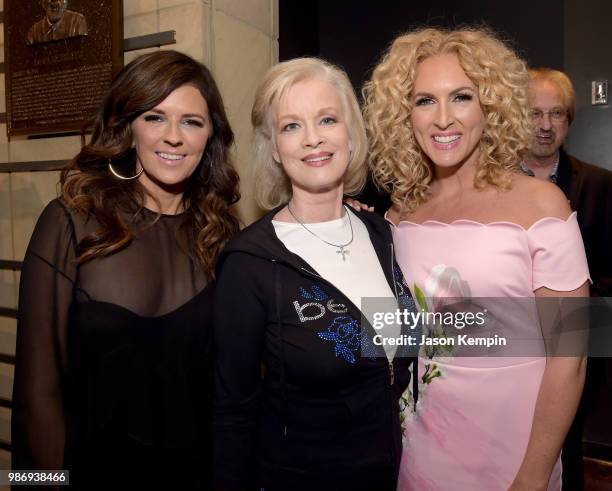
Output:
[4,0,123,136]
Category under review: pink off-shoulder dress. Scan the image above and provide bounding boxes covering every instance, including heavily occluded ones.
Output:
[390,212,590,491]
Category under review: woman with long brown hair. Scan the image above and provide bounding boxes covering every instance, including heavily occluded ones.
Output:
[12,50,239,489]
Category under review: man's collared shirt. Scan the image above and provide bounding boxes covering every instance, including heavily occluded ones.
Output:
[520,160,559,184]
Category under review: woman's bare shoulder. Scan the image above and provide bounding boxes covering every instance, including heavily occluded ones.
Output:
[506,173,572,225]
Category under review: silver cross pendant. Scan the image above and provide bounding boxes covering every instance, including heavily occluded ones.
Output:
[337,246,350,261]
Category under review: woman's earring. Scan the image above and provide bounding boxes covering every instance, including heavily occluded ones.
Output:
[108,158,143,180]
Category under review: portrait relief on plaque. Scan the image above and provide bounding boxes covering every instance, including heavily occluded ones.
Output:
[4,0,123,136]
[26,0,89,46]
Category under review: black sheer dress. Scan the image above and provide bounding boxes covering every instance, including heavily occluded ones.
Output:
[12,199,213,489]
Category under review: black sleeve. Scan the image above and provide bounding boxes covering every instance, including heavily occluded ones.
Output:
[585,167,612,297]
[12,200,76,471]
[595,171,612,295]
[354,173,391,216]
[213,252,268,491]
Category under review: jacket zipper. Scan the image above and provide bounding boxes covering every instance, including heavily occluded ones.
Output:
[390,242,399,299]
[389,242,399,386]
[270,232,401,463]
[389,242,400,464]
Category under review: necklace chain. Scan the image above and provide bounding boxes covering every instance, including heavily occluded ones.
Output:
[286,203,354,261]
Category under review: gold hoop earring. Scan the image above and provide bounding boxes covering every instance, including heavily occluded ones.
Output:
[108,159,143,180]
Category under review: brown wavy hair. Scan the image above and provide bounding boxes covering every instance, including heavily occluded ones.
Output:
[61,50,239,278]
[363,27,532,213]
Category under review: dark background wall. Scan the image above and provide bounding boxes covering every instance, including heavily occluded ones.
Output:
[279,0,612,170]
[563,0,612,167]
[564,0,612,110]
[280,0,564,97]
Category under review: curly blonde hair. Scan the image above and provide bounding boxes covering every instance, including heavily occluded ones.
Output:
[251,57,368,210]
[363,27,532,213]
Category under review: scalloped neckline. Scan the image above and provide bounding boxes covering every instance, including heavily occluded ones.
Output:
[385,211,577,232]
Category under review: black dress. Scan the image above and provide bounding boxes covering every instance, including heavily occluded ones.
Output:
[12,199,213,490]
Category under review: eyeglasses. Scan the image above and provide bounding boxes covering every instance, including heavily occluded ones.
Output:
[529,109,568,122]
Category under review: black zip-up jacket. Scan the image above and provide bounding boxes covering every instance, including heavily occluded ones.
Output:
[213,206,418,491]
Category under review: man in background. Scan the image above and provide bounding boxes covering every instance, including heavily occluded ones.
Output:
[524,68,612,490]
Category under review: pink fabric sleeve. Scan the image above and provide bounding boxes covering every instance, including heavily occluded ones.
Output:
[528,212,591,291]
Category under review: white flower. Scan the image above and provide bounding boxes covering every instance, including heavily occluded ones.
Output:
[425,264,471,312]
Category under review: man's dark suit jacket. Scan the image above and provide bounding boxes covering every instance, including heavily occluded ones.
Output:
[556,149,611,491]
[556,149,612,297]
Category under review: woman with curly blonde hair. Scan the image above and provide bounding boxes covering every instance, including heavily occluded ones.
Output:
[363,27,589,490]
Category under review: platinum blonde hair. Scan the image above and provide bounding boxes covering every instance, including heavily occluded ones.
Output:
[251,57,368,210]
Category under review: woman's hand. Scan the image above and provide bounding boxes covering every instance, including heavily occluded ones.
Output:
[344,198,374,212]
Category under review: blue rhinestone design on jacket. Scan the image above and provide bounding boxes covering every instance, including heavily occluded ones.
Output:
[318,315,362,364]
[299,284,329,301]
[295,284,378,364]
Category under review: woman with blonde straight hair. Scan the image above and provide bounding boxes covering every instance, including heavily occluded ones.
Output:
[213,57,418,491]
[363,27,589,490]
